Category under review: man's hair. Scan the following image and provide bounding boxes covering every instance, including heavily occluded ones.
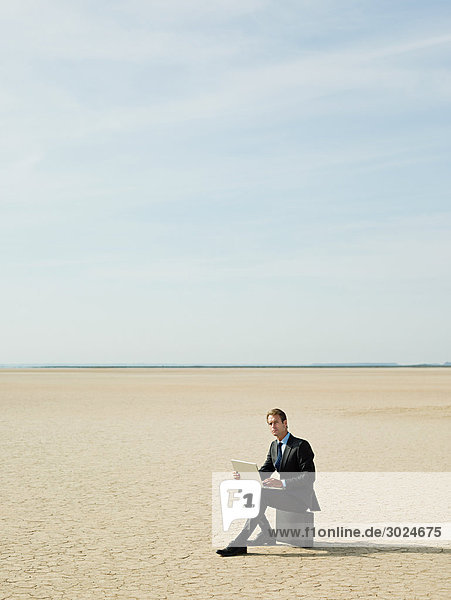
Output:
[266,408,287,423]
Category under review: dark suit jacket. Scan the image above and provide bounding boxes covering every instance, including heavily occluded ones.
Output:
[259,433,321,511]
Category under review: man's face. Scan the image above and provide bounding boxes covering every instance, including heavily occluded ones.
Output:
[267,414,288,439]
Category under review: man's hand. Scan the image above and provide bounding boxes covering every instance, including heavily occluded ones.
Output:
[232,471,241,480]
[262,477,283,488]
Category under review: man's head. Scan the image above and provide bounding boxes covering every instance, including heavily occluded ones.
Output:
[266,408,288,440]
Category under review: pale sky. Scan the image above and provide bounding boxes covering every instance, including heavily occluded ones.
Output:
[1,1,450,365]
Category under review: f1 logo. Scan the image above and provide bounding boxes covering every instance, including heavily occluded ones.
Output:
[219,480,261,531]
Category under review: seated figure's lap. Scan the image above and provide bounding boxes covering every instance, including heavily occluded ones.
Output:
[262,488,308,513]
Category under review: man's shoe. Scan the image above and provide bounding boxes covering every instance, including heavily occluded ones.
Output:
[247,531,277,546]
[216,545,247,556]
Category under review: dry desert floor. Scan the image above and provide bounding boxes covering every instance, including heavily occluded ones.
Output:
[1,367,450,599]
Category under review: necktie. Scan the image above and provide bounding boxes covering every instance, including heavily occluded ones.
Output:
[274,442,283,472]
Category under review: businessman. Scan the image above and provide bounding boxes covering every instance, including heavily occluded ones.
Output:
[217,408,320,556]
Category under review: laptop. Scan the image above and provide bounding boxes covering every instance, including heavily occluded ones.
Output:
[231,459,283,489]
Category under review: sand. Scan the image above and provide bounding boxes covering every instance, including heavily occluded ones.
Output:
[0,367,450,599]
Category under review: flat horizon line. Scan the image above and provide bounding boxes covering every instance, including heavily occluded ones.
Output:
[1,363,450,369]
